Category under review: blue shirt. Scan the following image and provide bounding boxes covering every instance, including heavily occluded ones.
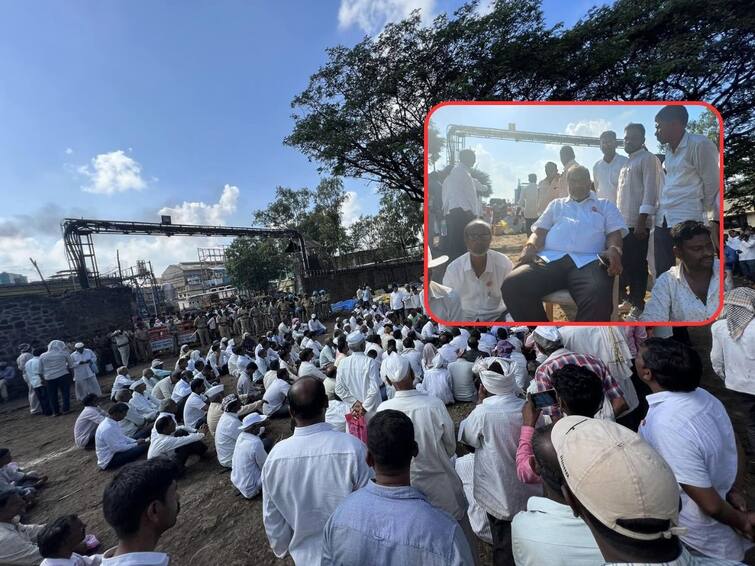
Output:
[321,480,475,566]
[532,192,628,268]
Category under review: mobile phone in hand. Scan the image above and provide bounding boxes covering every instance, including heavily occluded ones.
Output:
[530,389,558,409]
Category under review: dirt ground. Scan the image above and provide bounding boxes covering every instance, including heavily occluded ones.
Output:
[2,309,754,564]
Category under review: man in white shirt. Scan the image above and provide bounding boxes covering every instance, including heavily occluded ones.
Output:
[389,284,407,322]
[148,414,207,469]
[421,248,463,323]
[593,131,628,204]
[263,369,292,418]
[616,123,663,317]
[95,403,149,470]
[654,105,721,276]
[502,166,627,321]
[24,347,52,416]
[215,395,243,468]
[335,331,382,422]
[74,393,107,449]
[70,342,101,401]
[128,381,159,422]
[100,458,178,565]
[641,221,725,334]
[511,424,603,566]
[442,149,481,262]
[231,413,269,499]
[518,173,540,233]
[442,219,513,322]
[637,338,753,561]
[16,343,38,415]
[262,377,371,565]
[376,354,475,551]
[556,146,580,199]
[307,314,326,336]
[0,486,45,566]
[182,379,209,429]
[458,358,540,566]
[711,288,755,466]
[536,162,560,216]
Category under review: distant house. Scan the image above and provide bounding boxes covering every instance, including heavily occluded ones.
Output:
[0,272,28,286]
[724,197,754,229]
[160,262,229,310]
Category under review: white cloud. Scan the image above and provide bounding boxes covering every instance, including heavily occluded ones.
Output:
[473,0,495,16]
[341,191,362,226]
[65,147,74,155]
[78,150,148,195]
[158,184,239,226]
[564,119,612,138]
[338,0,435,34]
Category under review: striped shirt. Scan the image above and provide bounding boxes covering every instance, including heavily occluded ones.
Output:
[534,348,623,418]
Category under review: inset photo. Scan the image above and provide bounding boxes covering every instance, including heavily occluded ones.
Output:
[425,101,724,328]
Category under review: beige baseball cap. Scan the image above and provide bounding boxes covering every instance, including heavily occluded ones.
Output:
[552,416,684,541]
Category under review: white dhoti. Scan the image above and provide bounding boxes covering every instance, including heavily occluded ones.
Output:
[75,376,102,400]
[118,345,130,367]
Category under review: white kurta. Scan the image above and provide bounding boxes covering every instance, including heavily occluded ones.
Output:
[231,432,267,498]
[377,390,468,520]
[70,349,101,400]
[417,368,455,405]
[215,412,242,467]
[334,352,382,418]
[261,422,371,565]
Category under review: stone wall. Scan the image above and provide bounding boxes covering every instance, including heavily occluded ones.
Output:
[0,287,135,364]
[303,259,422,300]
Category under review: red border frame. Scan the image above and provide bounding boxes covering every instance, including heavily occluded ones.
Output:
[422,100,726,328]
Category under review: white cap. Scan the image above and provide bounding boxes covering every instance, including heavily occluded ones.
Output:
[129,381,144,391]
[533,326,561,342]
[74,342,84,349]
[239,412,268,430]
[383,353,411,383]
[346,331,365,347]
[206,384,224,399]
[552,416,684,541]
[473,357,521,396]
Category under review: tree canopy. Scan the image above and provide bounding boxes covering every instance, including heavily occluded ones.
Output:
[286,0,754,209]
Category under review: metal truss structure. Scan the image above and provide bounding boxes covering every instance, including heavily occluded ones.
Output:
[62,218,309,289]
[445,124,624,165]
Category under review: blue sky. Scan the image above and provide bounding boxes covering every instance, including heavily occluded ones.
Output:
[0,0,612,280]
[430,103,709,201]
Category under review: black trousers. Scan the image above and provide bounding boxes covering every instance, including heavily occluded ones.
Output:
[34,386,53,416]
[105,444,148,469]
[524,218,537,233]
[486,513,514,566]
[620,229,649,309]
[46,375,71,415]
[653,221,676,277]
[501,255,614,322]
[444,208,475,262]
[174,440,208,466]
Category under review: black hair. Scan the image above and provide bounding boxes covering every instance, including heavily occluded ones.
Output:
[367,409,416,471]
[671,220,709,247]
[190,378,205,393]
[102,458,179,538]
[108,402,129,417]
[268,359,279,371]
[299,348,314,362]
[386,339,397,354]
[640,338,701,392]
[496,328,509,340]
[560,145,575,159]
[194,359,205,369]
[552,364,604,417]
[155,416,174,434]
[402,337,414,349]
[33,347,46,357]
[0,448,8,458]
[655,105,688,126]
[467,337,479,350]
[367,349,378,359]
[625,123,645,137]
[82,393,99,407]
[288,376,327,420]
[37,514,80,558]
[276,368,289,381]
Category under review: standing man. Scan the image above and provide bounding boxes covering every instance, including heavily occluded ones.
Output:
[592,131,628,204]
[321,410,475,565]
[536,162,560,216]
[654,104,720,276]
[442,219,513,322]
[518,173,540,233]
[112,331,131,368]
[556,146,581,199]
[133,323,151,363]
[40,340,74,417]
[16,344,39,415]
[193,313,210,348]
[262,377,371,565]
[70,342,101,401]
[218,310,231,340]
[24,347,52,416]
[442,149,481,262]
[389,284,407,323]
[616,123,662,318]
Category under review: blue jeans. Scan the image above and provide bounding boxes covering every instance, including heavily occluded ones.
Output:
[46,375,71,415]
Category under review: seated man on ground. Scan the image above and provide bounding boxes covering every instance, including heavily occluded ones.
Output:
[38,514,99,566]
[74,393,108,449]
[182,379,209,430]
[641,221,726,336]
[114,390,153,439]
[95,403,149,470]
[263,369,293,418]
[501,166,627,322]
[441,219,513,322]
[0,448,47,492]
[321,410,475,565]
[231,413,271,499]
[128,382,159,422]
[148,414,208,472]
[0,485,45,566]
[101,458,179,564]
[215,395,243,468]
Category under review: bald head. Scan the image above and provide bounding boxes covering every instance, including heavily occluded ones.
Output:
[288,376,328,424]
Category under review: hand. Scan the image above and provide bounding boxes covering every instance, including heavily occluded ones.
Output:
[198,424,210,435]
[516,244,538,267]
[728,489,748,512]
[605,247,623,277]
[522,395,541,428]
[351,401,365,418]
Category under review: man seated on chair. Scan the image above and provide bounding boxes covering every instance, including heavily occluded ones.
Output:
[442,219,514,322]
[501,166,627,322]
